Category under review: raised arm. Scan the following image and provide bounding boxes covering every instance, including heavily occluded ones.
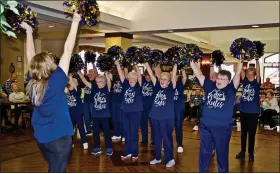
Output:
[124,67,129,79]
[233,60,243,89]
[144,63,157,86]
[255,59,261,83]
[134,65,142,86]
[104,72,111,91]
[77,71,92,88]
[172,65,178,89]
[20,22,35,64]
[59,12,81,75]
[115,61,125,82]
[190,60,205,86]
[154,65,162,79]
[181,68,187,85]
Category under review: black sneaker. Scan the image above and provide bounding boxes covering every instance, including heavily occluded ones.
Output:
[249,154,254,162]
[236,151,245,159]
[86,131,93,136]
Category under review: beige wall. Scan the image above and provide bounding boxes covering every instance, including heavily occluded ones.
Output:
[0,34,25,91]
[41,39,65,57]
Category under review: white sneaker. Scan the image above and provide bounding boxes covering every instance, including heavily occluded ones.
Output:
[193,125,199,131]
[83,143,88,150]
[177,146,183,153]
[150,159,162,165]
[111,136,121,140]
[162,148,164,151]
[122,137,125,142]
[166,159,175,168]
[72,144,75,148]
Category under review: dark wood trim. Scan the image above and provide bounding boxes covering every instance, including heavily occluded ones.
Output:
[105,33,133,39]
[128,23,280,35]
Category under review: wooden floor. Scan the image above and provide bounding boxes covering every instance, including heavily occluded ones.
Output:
[0,121,279,173]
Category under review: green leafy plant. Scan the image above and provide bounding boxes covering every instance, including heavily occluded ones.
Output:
[0,0,19,38]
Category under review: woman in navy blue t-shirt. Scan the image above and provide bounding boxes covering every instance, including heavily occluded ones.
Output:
[115,60,143,162]
[78,71,113,156]
[22,12,81,172]
[145,62,178,168]
[236,60,261,162]
[190,60,243,172]
[66,75,88,149]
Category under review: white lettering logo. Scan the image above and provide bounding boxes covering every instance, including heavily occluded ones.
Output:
[94,91,107,111]
[206,89,225,108]
[84,86,91,95]
[142,82,153,97]
[67,94,77,107]
[174,89,179,100]
[242,84,255,102]
[124,88,135,104]
[113,81,122,93]
[154,90,167,107]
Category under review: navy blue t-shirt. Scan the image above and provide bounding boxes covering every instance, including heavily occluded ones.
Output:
[142,75,154,108]
[120,79,143,112]
[111,76,124,103]
[67,87,83,109]
[91,82,110,118]
[84,77,95,103]
[201,78,237,127]
[149,81,175,120]
[31,67,73,143]
[174,80,185,102]
[239,76,261,114]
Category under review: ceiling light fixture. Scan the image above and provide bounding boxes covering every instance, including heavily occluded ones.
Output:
[252,25,259,28]
[48,25,54,28]
[168,30,173,33]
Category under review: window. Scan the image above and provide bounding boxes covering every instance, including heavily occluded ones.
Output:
[263,53,280,87]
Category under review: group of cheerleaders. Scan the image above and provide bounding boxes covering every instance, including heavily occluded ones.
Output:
[21,12,263,173]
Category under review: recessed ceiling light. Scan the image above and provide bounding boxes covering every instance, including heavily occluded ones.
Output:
[48,25,54,28]
[168,30,173,33]
[252,25,259,28]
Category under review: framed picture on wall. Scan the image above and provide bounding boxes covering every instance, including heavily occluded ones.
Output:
[17,56,22,62]
[138,66,144,74]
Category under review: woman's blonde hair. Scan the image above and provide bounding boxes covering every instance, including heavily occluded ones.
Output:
[26,52,57,106]
[128,71,138,80]
[96,75,107,85]
[246,67,256,75]
[160,72,171,81]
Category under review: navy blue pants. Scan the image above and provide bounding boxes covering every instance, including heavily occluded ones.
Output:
[174,102,185,147]
[151,118,174,162]
[69,107,87,144]
[38,135,72,173]
[84,102,93,132]
[111,102,124,137]
[140,106,154,143]
[123,111,142,156]
[199,123,232,173]
[92,117,112,149]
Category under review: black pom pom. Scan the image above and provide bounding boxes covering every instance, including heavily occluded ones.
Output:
[85,51,96,64]
[69,54,84,73]
[124,46,142,65]
[96,53,114,72]
[253,41,266,59]
[211,50,225,67]
[107,45,124,61]
[150,49,164,66]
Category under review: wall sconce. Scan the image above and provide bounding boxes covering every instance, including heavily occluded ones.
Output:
[201,61,210,65]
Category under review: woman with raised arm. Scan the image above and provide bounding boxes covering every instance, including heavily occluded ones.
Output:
[77,71,113,156]
[190,60,243,172]
[173,69,187,153]
[145,62,177,168]
[21,12,81,172]
[235,60,261,162]
[115,60,143,162]
[66,74,88,150]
